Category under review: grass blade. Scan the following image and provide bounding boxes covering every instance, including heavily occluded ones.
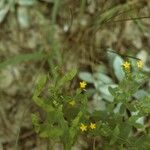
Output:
[0,52,45,69]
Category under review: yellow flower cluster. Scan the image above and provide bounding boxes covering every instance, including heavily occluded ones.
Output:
[137,60,143,69]
[80,123,96,132]
[122,60,143,71]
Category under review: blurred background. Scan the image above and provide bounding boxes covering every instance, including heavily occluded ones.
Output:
[0,0,150,149]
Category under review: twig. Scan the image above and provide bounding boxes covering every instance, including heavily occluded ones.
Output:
[107,50,141,60]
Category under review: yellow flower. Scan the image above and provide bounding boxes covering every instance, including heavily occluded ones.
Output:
[69,100,76,106]
[80,123,87,132]
[89,123,96,129]
[80,81,87,89]
[137,60,143,69]
[122,61,130,70]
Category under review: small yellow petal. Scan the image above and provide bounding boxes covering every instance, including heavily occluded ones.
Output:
[122,61,130,70]
[137,60,143,69]
[69,100,76,106]
[80,81,87,89]
[80,123,87,132]
[89,123,96,129]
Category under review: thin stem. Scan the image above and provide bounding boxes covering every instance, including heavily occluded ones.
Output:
[14,102,32,150]
[52,0,60,24]
[107,50,141,60]
[93,137,96,150]
[79,0,86,17]
[111,16,150,23]
[47,139,51,150]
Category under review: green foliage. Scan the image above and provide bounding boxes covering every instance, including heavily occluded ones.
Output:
[57,69,77,89]
[32,59,150,149]
[32,68,87,149]
[78,59,150,149]
[0,52,45,70]
[113,55,125,81]
[135,96,150,114]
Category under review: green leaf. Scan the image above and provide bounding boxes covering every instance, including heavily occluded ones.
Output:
[136,117,144,125]
[0,52,45,70]
[110,125,120,145]
[63,68,77,81]
[95,72,113,84]
[113,55,125,81]
[128,115,144,129]
[119,103,126,114]
[18,0,36,6]
[17,7,29,28]
[52,0,61,24]
[135,96,150,114]
[100,122,112,137]
[69,111,83,145]
[34,74,47,96]
[0,5,9,23]
[108,86,118,96]
[39,125,63,138]
[32,97,55,112]
[133,90,149,99]
[32,74,55,112]
[57,69,77,88]
[98,84,117,102]
[114,102,122,113]
[78,72,94,83]
[130,135,150,149]
[31,113,40,133]
[119,123,131,140]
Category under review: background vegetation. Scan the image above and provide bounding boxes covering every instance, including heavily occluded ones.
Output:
[0,0,150,149]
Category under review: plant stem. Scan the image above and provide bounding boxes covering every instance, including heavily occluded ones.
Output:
[93,137,96,150]
[52,0,60,24]
[47,139,51,150]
